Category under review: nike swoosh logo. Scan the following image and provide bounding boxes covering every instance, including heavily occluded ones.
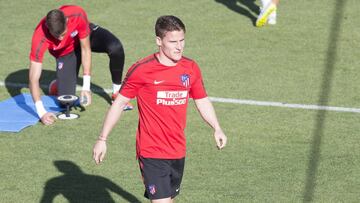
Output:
[154,80,164,85]
[176,188,180,192]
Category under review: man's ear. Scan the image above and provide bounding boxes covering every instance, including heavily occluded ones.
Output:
[156,36,162,47]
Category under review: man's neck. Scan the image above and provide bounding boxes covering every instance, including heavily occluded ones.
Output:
[156,53,178,67]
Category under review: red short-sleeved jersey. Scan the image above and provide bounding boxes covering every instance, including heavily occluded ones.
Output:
[29,5,90,62]
[120,53,207,159]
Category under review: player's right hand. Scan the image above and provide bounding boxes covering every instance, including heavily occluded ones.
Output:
[93,140,107,165]
[40,112,57,125]
[80,90,92,107]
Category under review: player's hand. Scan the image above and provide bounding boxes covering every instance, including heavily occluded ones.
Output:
[40,112,57,125]
[80,90,92,106]
[93,140,107,165]
[214,128,227,150]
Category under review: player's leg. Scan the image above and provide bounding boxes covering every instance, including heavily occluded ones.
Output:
[55,51,79,96]
[268,0,279,25]
[89,23,133,110]
[139,157,184,203]
[256,0,277,27]
[151,198,173,203]
[268,10,277,25]
[89,24,124,91]
[260,0,271,7]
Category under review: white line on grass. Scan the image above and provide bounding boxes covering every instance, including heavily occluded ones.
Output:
[1,80,360,113]
[209,97,360,113]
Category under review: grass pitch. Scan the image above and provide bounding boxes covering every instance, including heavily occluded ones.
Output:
[1,0,360,202]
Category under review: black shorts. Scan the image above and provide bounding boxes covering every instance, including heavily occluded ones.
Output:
[138,157,185,200]
[55,50,81,95]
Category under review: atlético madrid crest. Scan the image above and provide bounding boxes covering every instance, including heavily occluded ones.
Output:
[180,74,190,88]
[57,62,64,70]
[148,184,156,195]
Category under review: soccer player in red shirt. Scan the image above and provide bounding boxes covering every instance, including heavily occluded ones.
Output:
[93,15,227,202]
[29,5,132,125]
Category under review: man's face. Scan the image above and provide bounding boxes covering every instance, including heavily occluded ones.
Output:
[156,30,185,64]
[47,18,68,41]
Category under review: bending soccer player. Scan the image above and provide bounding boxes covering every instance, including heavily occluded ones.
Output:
[256,0,280,27]
[29,5,132,125]
[93,15,227,202]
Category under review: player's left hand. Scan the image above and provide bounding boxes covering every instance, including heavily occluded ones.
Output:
[80,90,92,106]
[214,129,227,150]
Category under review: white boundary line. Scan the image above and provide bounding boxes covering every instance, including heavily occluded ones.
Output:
[1,80,360,113]
[209,97,360,113]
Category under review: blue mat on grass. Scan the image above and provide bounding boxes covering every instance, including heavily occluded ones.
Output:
[0,93,64,132]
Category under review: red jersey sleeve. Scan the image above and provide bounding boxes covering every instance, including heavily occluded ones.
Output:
[29,21,48,62]
[119,63,145,99]
[189,62,207,99]
[76,8,90,39]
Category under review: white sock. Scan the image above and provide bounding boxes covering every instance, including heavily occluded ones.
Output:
[269,10,277,19]
[260,0,271,7]
[268,11,277,24]
[113,84,121,94]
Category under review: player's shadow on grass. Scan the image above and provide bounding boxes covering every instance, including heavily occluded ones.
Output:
[215,0,259,25]
[4,69,112,105]
[39,160,141,203]
[303,1,347,202]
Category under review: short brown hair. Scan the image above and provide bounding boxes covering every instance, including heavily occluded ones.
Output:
[46,9,66,38]
[155,15,186,39]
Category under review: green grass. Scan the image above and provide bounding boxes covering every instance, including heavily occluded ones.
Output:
[1,0,360,202]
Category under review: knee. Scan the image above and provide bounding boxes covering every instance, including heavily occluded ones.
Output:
[108,40,124,57]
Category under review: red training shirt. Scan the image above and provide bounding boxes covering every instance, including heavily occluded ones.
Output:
[29,5,90,62]
[120,53,207,159]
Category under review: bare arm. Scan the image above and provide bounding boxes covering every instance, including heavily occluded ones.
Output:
[194,97,227,149]
[29,61,56,125]
[100,94,130,139]
[79,36,92,106]
[80,35,91,75]
[29,61,43,103]
[93,94,131,164]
